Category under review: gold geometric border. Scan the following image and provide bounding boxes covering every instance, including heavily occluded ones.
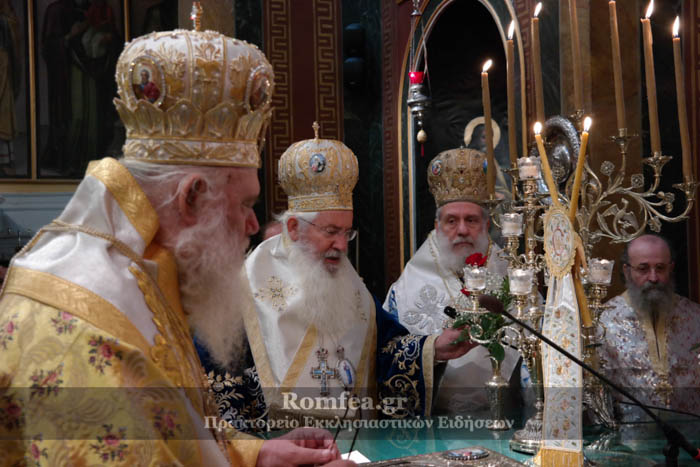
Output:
[381,0,404,288]
[313,0,343,142]
[264,0,293,216]
[263,0,343,219]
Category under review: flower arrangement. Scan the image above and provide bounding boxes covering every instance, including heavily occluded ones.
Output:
[452,253,512,364]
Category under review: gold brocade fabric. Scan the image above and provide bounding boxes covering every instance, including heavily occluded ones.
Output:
[0,277,264,466]
[598,292,700,420]
[0,292,202,465]
[0,157,264,465]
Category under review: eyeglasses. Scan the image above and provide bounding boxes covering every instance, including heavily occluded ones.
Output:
[625,262,673,275]
[298,218,358,241]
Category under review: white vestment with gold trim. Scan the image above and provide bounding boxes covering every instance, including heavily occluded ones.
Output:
[244,235,377,420]
[384,230,520,413]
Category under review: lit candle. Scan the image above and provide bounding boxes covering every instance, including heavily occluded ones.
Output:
[518,156,541,180]
[481,59,496,197]
[673,17,692,181]
[589,258,615,285]
[464,266,487,291]
[532,4,545,123]
[569,0,584,110]
[609,1,626,129]
[508,268,534,295]
[569,117,592,223]
[501,213,524,237]
[534,122,560,207]
[641,1,661,154]
[507,21,517,167]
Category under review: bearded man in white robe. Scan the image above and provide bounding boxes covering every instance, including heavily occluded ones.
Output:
[598,234,700,422]
[0,26,350,467]
[197,125,479,427]
[384,148,521,414]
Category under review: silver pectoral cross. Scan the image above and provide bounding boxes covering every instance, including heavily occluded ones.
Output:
[311,348,338,396]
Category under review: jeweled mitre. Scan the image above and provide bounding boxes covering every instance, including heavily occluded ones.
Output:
[427,148,488,207]
[278,123,358,211]
[113,29,274,167]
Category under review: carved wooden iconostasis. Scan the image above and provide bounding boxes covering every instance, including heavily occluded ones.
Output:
[383,0,700,300]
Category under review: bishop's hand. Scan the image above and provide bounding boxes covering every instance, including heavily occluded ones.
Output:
[434,294,506,361]
[256,427,342,467]
[434,325,478,361]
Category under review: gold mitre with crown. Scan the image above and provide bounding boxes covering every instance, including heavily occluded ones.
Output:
[278,122,358,212]
[113,4,274,168]
[427,148,488,207]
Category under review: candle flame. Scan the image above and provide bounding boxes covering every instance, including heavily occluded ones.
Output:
[673,16,680,37]
[645,0,653,19]
[534,3,542,17]
[508,21,515,40]
[583,117,592,132]
[534,122,542,135]
[483,60,492,72]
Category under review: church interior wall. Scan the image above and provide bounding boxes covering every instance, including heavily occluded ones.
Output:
[1,0,699,300]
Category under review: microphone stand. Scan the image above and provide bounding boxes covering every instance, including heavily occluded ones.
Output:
[495,305,700,466]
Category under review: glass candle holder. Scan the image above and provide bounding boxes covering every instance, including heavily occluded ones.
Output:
[464,266,487,292]
[518,156,541,180]
[589,258,614,285]
[500,213,524,237]
[508,268,534,295]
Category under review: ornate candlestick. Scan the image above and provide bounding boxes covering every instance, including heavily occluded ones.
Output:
[500,213,523,269]
[581,257,618,430]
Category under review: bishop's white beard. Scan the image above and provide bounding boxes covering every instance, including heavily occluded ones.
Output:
[626,275,675,317]
[286,238,361,343]
[435,226,490,273]
[169,207,249,371]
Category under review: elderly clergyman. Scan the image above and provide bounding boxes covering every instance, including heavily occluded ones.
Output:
[384,148,521,414]
[197,125,479,428]
[0,25,350,467]
[598,234,700,421]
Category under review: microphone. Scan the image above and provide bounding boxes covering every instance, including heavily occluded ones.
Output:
[475,295,700,465]
[443,306,458,319]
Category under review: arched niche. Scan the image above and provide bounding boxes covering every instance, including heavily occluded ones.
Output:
[399,0,525,262]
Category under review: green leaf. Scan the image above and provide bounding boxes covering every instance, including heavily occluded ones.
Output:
[691,343,700,352]
[452,315,470,329]
[487,341,505,363]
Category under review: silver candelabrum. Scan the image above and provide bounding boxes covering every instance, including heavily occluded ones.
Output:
[495,122,698,454]
[450,266,512,431]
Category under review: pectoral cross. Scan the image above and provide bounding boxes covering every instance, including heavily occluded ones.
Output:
[311,348,338,396]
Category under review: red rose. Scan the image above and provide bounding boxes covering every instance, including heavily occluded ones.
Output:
[465,253,487,267]
[460,287,471,297]
[165,414,175,429]
[104,434,120,446]
[31,443,40,459]
[99,344,113,359]
[5,321,14,334]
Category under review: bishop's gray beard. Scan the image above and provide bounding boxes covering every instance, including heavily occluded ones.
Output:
[286,238,361,344]
[434,227,490,274]
[170,212,249,371]
[626,276,674,316]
